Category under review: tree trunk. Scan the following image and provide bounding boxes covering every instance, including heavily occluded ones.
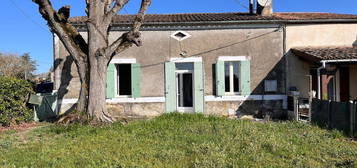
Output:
[33,0,151,123]
[87,59,113,122]
[76,63,89,114]
[86,18,113,122]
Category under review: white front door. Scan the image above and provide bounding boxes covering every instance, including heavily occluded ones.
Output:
[176,70,194,113]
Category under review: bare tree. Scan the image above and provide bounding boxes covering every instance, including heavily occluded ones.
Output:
[0,53,36,79]
[32,0,151,122]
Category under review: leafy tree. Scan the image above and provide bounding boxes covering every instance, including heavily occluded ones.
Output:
[32,0,151,123]
[20,53,37,80]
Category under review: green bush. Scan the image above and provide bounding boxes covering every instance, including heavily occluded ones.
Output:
[0,77,34,126]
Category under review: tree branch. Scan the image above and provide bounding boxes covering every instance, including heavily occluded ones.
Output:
[106,0,129,20]
[32,0,88,61]
[131,0,151,32]
[106,0,151,58]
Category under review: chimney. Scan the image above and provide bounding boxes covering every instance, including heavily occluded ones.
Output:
[257,0,273,16]
[249,0,254,14]
[353,36,357,48]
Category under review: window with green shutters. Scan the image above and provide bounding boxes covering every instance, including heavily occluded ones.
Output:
[194,62,204,113]
[216,60,251,96]
[106,63,141,99]
[165,62,176,112]
[131,63,141,98]
[106,64,116,99]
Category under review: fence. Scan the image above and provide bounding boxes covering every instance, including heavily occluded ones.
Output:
[311,99,357,136]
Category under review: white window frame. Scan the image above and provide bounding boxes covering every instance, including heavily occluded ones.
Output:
[218,56,250,62]
[170,57,202,63]
[225,61,241,95]
[111,58,137,98]
[218,56,250,96]
[170,30,191,41]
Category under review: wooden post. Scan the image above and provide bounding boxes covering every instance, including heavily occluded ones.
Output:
[293,95,299,121]
[328,100,332,129]
[349,102,354,137]
[308,75,312,122]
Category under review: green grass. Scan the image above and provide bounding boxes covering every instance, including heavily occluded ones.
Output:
[1,113,357,168]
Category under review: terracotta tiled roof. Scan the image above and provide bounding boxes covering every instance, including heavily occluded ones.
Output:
[273,12,357,20]
[291,47,357,62]
[69,12,357,24]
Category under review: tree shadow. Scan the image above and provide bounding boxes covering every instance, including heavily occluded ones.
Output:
[53,55,76,118]
[235,55,288,120]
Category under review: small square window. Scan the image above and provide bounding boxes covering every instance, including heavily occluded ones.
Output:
[170,31,191,41]
[264,80,277,92]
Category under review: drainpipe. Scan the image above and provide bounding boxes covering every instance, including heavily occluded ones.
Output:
[317,61,326,99]
[249,0,254,14]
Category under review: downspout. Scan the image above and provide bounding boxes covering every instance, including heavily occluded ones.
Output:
[283,25,287,93]
[282,24,288,109]
[317,61,326,99]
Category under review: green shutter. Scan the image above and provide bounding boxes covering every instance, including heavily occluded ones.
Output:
[131,63,141,98]
[106,64,116,99]
[216,60,225,97]
[165,62,176,112]
[194,62,204,113]
[240,60,251,96]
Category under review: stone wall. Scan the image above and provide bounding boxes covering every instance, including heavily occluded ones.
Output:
[107,103,165,119]
[205,100,285,119]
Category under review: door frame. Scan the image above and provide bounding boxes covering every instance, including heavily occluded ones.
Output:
[176,70,194,113]
[167,57,204,113]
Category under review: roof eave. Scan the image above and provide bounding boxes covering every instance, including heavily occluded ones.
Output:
[70,18,357,27]
[321,59,357,63]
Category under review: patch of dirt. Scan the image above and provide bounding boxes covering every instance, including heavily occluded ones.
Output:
[0,122,46,133]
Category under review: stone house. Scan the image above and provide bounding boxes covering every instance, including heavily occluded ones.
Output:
[53,5,357,119]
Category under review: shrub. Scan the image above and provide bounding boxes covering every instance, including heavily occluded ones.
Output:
[0,77,34,126]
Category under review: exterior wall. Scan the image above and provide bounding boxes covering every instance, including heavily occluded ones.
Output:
[286,23,357,98]
[350,66,357,100]
[54,24,286,117]
[205,100,284,118]
[107,103,165,118]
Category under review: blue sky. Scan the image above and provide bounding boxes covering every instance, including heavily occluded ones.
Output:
[1,0,356,73]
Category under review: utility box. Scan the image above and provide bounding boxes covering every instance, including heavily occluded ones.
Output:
[29,92,58,121]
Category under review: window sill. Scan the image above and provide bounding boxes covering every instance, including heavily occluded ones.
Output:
[115,95,131,98]
[224,93,242,96]
[107,97,165,103]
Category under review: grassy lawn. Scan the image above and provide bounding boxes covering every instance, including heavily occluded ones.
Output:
[1,113,357,168]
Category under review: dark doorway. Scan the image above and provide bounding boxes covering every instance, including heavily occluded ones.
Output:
[177,73,193,108]
[340,67,350,102]
[117,64,132,96]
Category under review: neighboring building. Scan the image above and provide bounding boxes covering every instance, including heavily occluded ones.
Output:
[53,3,357,119]
[291,47,357,102]
[283,13,357,102]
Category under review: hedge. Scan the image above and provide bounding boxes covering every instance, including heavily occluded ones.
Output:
[0,77,34,126]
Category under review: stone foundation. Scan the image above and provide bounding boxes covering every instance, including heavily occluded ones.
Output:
[58,100,286,120]
[107,102,165,119]
[205,100,286,119]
